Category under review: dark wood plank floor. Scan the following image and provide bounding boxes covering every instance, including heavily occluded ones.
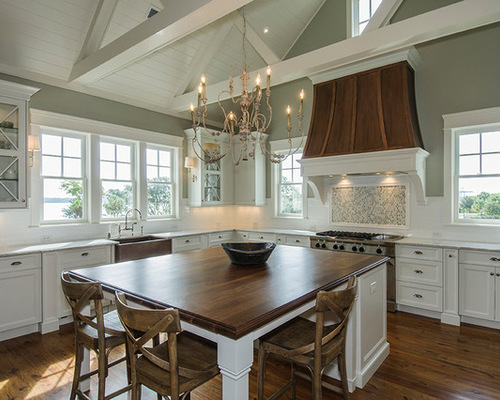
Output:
[1,312,499,399]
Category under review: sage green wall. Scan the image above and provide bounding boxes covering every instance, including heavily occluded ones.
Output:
[285,0,347,59]
[264,23,500,197]
[0,73,191,137]
[391,0,462,23]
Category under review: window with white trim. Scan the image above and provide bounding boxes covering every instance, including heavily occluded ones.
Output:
[146,146,174,218]
[100,139,134,219]
[41,132,86,223]
[456,129,500,222]
[443,107,500,226]
[277,152,305,217]
[352,0,382,36]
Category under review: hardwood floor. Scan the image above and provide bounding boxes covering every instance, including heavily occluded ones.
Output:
[1,312,500,399]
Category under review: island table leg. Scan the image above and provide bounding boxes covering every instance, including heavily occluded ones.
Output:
[217,334,254,400]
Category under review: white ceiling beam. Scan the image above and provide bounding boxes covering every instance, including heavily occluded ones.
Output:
[169,0,500,112]
[69,0,256,84]
[77,0,118,62]
[174,19,233,97]
[363,0,403,32]
[233,13,281,65]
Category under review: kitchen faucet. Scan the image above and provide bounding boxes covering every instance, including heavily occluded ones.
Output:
[119,208,143,235]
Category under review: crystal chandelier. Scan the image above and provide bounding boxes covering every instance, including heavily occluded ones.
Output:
[189,12,305,165]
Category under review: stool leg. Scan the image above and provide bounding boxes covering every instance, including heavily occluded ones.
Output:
[291,363,297,400]
[70,341,83,400]
[257,345,267,400]
[98,349,106,400]
[338,352,349,400]
[313,369,322,400]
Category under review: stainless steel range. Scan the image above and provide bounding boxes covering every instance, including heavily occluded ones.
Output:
[310,230,404,312]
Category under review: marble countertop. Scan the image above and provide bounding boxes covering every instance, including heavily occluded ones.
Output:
[397,237,500,252]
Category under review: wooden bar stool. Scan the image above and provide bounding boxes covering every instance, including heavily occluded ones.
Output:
[257,276,357,400]
[61,272,131,400]
[114,291,220,400]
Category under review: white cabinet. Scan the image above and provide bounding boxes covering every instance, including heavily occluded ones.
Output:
[459,249,500,322]
[0,80,39,208]
[248,232,277,242]
[172,235,205,253]
[283,234,310,247]
[0,253,41,337]
[234,231,250,241]
[41,244,113,333]
[396,244,443,312]
[208,231,234,247]
[233,132,266,206]
[184,129,234,206]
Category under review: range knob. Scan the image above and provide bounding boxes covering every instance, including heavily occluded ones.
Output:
[333,244,339,250]
[359,247,365,253]
[351,246,357,252]
[339,245,345,250]
[315,242,320,248]
[376,248,383,254]
[321,243,327,248]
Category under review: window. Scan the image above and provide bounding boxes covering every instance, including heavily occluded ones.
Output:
[352,0,382,36]
[443,107,500,226]
[32,110,182,226]
[41,133,86,223]
[456,130,500,222]
[146,146,174,217]
[278,152,304,216]
[100,140,134,219]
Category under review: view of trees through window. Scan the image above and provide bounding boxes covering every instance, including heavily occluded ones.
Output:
[457,131,500,221]
[279,153,303,215]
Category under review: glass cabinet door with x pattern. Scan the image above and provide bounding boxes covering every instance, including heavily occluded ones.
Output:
[203,142,221,204]
[0,96,27,208]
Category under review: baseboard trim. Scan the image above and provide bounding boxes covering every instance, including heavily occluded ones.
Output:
[356,342,390,388]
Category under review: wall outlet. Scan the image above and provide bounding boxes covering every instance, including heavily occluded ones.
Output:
[370,281,377,294]
[40,234,52,243]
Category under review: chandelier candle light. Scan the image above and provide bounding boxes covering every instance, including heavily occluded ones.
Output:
[189,14,305,165]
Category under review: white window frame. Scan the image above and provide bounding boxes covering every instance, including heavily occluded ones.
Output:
[38,128,88,225]
[350,0,386,37]
[271,137,308,219]
[443,106,500,227]
[30,110,183,227]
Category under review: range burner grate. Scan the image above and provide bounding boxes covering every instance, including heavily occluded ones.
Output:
[315,231,401,241]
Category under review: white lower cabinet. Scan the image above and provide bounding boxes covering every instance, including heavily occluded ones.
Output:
[459,249,500,322]
[0,253,41,338]
[248,232,276,242]
[41,245,113,333]
[172,235,205,253]
[283,235,310,248]
[208,231,234,247]
[396,244,444,312]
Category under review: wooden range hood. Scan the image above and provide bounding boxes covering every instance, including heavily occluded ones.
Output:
[300,61,429,205]
[303,61,423,158]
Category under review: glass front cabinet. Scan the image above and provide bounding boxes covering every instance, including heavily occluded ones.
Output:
[0,80,39,208]
[184,129,233,206]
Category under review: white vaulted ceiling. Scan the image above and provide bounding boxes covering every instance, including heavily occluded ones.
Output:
[0,0,499,120]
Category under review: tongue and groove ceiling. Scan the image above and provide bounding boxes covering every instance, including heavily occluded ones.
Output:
[0,0,498,121]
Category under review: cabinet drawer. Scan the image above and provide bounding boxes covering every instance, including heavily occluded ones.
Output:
[209,231,233,245]
[57,246,112,269]
[396,245,442,261]
[172,236,203,252]
[396,281,442,312]
[0,253,41,273]
[248,232,276,242]
[459,249,500,266]
[284,235,310,247]
[396,258,443,286]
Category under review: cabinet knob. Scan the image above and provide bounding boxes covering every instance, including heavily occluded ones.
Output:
[414,269,423,274]
[497,273,500,277]
[490,272,495,276]
[259,236,263,239]
[81,252,90,257]
[185,239,190,243]
[448,254,453,258]
[490,257,499,262]
[10,261,22,266]
[414,294,423,298]
[295,239,300,243]
[218,235,222,239]
[414,250,423,255]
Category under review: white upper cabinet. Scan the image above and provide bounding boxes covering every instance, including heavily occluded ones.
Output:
[0,80,39,208]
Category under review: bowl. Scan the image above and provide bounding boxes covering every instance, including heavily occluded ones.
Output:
[221,242,276,266]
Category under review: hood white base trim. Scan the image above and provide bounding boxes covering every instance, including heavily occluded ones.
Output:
[299,147,429,205]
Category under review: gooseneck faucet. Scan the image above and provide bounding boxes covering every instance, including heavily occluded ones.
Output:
[120,208,143,235]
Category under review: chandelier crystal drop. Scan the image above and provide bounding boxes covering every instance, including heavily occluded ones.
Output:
[189,12,305,165]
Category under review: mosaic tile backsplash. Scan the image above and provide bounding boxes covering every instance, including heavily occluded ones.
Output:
[330,185,407,226]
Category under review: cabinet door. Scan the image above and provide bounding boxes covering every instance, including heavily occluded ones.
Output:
[0,96,27,208]
[496,268,500,322]
[459,264,495,321]
[0,268,41,332]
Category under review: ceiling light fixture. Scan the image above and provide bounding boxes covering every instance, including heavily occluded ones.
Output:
[263,27,269,34]
[189,9,304,165]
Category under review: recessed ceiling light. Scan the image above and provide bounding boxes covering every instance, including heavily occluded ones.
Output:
[263,27,269,34]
